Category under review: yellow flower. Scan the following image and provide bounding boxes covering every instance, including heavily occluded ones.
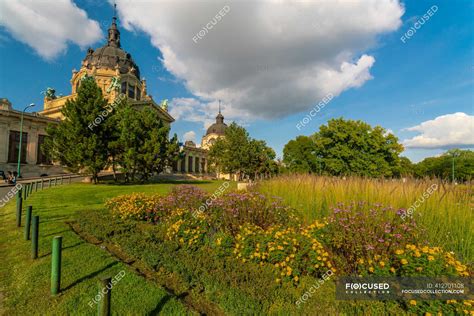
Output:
[395,249,404,255]
[293,276,299,282]
[369,267,374,273]
[409,300,417,306]
[358,258,365,264]
[427,255,435,261]
[401,259,408,265]
[414,251,421,258]
[275,278,281,283]
[390,267,396,273]
[416,267,423,272]
[379,261,385,268]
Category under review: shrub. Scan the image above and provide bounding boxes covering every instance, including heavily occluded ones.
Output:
[325,202,421,273]
[168,185,209,210]
[208,192,299,235]
[233,221,332,284]
[165,208,210,249]
[105,193,160,220]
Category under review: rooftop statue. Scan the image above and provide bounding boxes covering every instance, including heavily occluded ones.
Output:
[41,87,56,100]
[160,99,168,111]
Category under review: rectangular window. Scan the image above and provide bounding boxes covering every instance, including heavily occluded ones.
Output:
[121,81,127,94]
[37,135,51,165]
[136,88,141,101]
[128,84,135,99]
[8,131,27,163]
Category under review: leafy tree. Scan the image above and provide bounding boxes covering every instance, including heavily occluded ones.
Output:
[44,76,111,183]
[283,136,319,173]
[208,122,277,180]
[115,103,180,181]
[283,118,404,177]
[414,149,473,182]
[397,156,415,177]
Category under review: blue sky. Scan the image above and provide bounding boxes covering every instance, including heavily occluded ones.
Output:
[0,0,472,162]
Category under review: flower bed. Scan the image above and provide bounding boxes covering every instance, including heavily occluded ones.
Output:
[103,185,473,315]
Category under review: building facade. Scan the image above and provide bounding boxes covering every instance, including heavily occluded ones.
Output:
[0,13,226,178]
[0,98,64,177]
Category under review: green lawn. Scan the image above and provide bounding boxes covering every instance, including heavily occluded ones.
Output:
[0,180,231,315]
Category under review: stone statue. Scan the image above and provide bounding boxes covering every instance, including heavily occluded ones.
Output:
[106,76,121,93]
[41,87,56,99]
[159,99,169,111]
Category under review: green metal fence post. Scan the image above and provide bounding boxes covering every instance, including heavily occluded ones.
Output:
[48,178,51,188]
[16,197,22,227]
[32,216,39,259]
[51,236,62,295]
[41,179,44,190]
[16,190,21,209]
[24,206,32,240]
[60,176,63,185]
[98,277,112,316]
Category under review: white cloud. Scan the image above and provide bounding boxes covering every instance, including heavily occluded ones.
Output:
[169,97,249,130]
[115,0,404,121]
[183,130,196,142]
[0,0,102,60]
[403,112,474,149]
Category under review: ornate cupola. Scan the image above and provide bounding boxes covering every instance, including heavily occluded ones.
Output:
[107,8,121,48]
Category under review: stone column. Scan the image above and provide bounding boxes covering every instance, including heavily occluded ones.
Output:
[0,122,8,163]
[184,153,188,173]
[188,155,193,173]
[26,126,38,165]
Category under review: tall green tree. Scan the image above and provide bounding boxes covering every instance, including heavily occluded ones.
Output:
[414,149,473,181]
[44,76,111,183]
[283,118,404,177]
[283,136,319,173]
[116,103,180,181]
[209,122,277,180]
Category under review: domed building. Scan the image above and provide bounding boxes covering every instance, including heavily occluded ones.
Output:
[0,12,220,177]
[201,107,228,150]
[39,14,174,125]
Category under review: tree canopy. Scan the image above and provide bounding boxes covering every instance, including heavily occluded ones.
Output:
[414,149,473,182]
[283,118,404,177]
[208,122,277,180]
[44,77,180,183]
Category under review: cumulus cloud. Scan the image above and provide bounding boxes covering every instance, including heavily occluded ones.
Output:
[115,0,404,121]
[183,130,196,142]
[403,113,474,149]
[0,0,102,60]
[169,97,249,130]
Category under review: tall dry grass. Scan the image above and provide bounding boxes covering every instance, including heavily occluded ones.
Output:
[258,174,473,262]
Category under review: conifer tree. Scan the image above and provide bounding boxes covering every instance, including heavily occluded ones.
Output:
[44,76,111,183]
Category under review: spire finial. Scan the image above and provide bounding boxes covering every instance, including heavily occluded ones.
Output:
[107,2,121,47]
[113,3,117,21]
[218,100,221,114]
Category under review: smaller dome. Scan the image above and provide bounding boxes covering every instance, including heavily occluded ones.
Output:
[206,111,227,136]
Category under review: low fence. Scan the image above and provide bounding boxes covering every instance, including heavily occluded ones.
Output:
[7,174,112,315]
